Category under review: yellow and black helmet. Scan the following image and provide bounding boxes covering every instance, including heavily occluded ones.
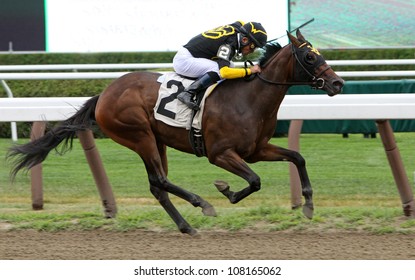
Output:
[240,22,268,48]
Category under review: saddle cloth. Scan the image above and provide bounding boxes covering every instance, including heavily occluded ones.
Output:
[154,72,217,130]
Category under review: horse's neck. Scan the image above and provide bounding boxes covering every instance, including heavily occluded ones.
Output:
[262,45,294,85]
[255,46,293,118]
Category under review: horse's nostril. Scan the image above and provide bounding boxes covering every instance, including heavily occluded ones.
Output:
[333,79,344,89]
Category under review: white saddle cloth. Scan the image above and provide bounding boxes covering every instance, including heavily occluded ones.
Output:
[154,72,217,130]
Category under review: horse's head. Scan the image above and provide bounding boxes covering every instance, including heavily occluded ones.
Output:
[287,29,344,96]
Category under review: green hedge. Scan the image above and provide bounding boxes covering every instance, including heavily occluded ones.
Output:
[0,52,175,65]
[1,48,414,137]
[0,51,176,98]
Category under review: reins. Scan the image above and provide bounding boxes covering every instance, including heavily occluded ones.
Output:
[256,72,324,88]
[253,43,331,90]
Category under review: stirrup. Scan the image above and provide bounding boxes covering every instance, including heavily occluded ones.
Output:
[183,101,200,111]
[177,92,200,111]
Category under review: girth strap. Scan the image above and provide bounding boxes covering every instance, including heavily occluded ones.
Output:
[189,127,206,157]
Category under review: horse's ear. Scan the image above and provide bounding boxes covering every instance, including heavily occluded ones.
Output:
[287,31,301,47]
[296,29,306,43]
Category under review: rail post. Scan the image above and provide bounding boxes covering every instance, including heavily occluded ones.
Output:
[30,121,47,210]
[376,120,415,217]
[77,130,117,218]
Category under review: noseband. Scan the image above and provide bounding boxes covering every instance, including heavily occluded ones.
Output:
[256,42,331,89]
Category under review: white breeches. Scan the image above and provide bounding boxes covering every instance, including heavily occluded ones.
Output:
[173,47,220,78]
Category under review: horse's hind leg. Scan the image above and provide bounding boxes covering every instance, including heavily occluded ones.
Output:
[156,143,217,217]
[155,166,217,217]
[164,181,217,216]
[140,137,216,234]
[142,150,197,234]
[147,169,215,235]
[149,185,197,235]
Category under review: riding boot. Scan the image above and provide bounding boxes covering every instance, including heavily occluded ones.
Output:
[177,72,220,111]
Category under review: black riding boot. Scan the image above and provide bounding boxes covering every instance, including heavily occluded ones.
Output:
[177,72,220,111]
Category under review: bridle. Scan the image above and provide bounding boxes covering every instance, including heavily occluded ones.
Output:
[255,42,331,89]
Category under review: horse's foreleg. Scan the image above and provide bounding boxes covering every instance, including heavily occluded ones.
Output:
[248,144,314,219]
[212,150,261,204]
[284,149,314,218]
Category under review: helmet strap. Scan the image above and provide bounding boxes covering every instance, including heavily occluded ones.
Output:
[236,33,243,54]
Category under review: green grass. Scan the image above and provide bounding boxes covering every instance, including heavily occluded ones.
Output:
[1,133,415,234]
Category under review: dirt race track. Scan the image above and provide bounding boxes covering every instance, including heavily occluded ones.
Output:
[1,230,415,260]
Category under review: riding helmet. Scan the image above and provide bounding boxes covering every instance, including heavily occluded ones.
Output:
[240,22,268,48]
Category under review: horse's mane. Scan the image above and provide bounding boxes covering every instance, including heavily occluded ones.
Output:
[258,43,283,67]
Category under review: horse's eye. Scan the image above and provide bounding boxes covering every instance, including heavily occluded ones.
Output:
[304,52,317,64]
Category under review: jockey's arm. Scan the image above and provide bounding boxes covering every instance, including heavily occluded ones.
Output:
[219,64,261,79]
[219,66,251,79]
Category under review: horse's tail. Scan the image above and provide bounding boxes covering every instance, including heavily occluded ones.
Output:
[7,95,100,179]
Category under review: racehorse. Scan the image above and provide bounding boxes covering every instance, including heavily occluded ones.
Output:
[8,30,344,235]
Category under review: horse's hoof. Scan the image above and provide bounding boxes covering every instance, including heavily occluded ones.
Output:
[214,180,229,192]
[199,200,217,217]
[202,205,217,217]
[302,204,314,219]
[179,225,199,236]
[184,228,200,237]
[189,231,201,238]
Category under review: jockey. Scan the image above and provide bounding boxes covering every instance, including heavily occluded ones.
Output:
[173,21,267,110]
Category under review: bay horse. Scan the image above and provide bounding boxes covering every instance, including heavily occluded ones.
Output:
[8,30,344,235]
